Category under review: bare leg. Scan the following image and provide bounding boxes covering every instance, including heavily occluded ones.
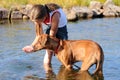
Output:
[44,63,52,73]
[43,49,53,73]
[44,49,53,64]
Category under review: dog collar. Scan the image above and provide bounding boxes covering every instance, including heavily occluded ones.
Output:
[54,39,60,55]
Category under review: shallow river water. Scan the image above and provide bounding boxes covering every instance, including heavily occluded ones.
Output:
[0,18,120,80]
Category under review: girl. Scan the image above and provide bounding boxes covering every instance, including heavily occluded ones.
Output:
[22,3,68,72]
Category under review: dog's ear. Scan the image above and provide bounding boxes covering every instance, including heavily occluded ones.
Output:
[49,36,64,50]
[59,40,64,50]
[49,36,59,42]
[40,34,48,46]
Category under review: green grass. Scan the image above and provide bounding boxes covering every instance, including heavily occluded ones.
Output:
[0,0,119,9]
[113,0,120,6]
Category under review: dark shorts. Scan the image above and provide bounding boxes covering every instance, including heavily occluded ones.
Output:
[45,25,68,40]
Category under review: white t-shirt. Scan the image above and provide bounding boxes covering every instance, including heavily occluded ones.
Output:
[43,8,67,28]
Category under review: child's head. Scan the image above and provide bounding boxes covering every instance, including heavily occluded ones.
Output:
[30,3,60,22]
[30,4,47,22]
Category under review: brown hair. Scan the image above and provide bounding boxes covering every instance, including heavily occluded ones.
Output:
[30,4,47,20]
[30,3,61,20]
[45,3,61,12]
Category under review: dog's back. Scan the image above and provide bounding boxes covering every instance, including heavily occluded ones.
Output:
[56,39,104,75]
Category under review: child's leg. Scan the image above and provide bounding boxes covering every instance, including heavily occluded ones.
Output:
[44,49,53,65]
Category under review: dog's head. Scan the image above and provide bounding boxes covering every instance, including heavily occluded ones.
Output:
[32,34,49,52]
[32,34,60,52]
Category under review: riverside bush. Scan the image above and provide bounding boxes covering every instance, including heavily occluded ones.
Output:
[0,0,119,8]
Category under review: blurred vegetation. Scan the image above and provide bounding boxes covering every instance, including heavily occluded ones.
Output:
[0,0,119,8]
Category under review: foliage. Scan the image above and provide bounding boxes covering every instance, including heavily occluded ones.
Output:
[0,0,119,8]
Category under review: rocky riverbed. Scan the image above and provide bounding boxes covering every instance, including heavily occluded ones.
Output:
[0,0,120,22]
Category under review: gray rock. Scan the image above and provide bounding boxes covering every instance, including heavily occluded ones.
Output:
[20,4,33,17]
[23,15,29,20]
[11,11,23,19]
[104,0,114,7]
[0,8,9,19]
[89,1,103,10]
[1,1,120,21]
[89,1,104,18]
[63,8,78,21]
[103,0,120,17]
[72,6,94,19]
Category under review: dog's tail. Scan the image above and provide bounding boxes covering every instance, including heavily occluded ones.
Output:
[93,46,104,76]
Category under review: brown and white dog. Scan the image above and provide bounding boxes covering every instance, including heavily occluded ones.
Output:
[23,34,104,75]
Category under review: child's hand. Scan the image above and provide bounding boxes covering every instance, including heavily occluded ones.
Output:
[22,46,34,53]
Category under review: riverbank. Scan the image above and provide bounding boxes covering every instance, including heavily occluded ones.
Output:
[0,0,120,22]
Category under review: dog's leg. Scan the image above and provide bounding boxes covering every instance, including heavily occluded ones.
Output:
[80,57,94,72]
[94,51,104,75]
[80,62,92,72]
[93,60,103,76]
[65,64,72,70]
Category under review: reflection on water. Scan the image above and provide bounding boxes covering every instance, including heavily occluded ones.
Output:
[56,66,104,80]
[0,18,120,80]
[23,65,104,80]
